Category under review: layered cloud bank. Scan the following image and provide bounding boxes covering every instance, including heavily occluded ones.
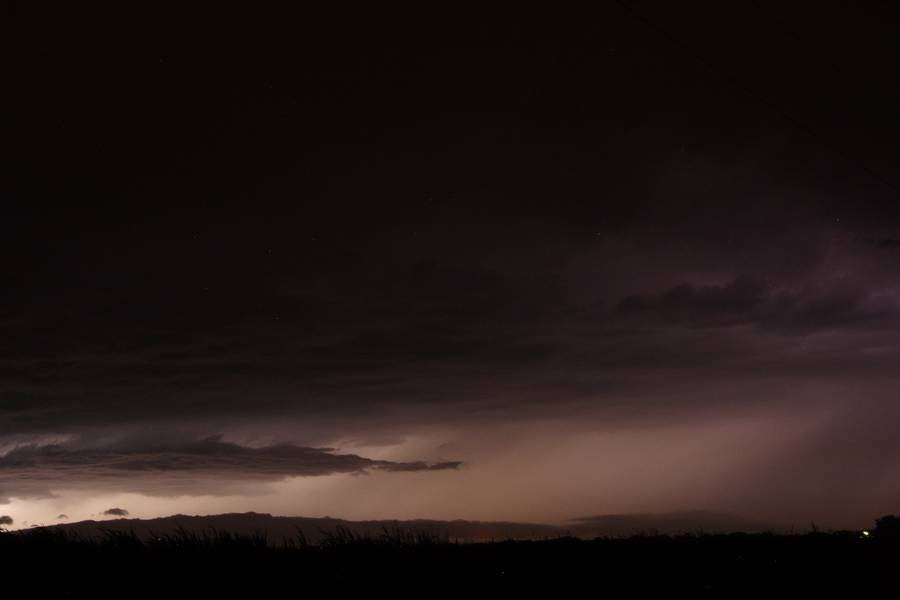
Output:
[5,2,900,527]
[0,436,459,503]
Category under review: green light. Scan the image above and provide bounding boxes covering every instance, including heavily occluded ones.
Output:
[862,530,870,537]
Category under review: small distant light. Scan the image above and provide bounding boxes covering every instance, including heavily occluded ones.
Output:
[862,530,870,537]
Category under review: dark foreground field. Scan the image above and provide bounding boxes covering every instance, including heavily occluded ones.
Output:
[3,526,898,598]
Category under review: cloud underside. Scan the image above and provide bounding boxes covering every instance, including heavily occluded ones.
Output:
[0,436,460,502]
[4,220,900,457]
[615,275,899,334]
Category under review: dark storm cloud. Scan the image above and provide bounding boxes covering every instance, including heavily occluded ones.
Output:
[858,236,900,250]
[0,436,460,502]
[615,276,767,327]
[0,515,12,526]
[614,275,900,335]
[103,508,129,517]
[0,255,572,435]
[876,238,900,249]
[5,228,900,439]
[6,0,900,526]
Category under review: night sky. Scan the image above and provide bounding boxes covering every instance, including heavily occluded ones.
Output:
[6,2,900,529]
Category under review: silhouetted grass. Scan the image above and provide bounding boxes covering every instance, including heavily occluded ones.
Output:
[1,525,898,598]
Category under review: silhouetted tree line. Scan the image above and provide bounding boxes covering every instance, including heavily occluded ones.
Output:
[1,517,899,598]
[875,514,900,537]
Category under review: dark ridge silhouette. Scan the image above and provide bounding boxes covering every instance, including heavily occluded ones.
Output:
[40,512,561,543]
[32,510,773,543]
[1,516,897,599]
[570,510,772,535]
